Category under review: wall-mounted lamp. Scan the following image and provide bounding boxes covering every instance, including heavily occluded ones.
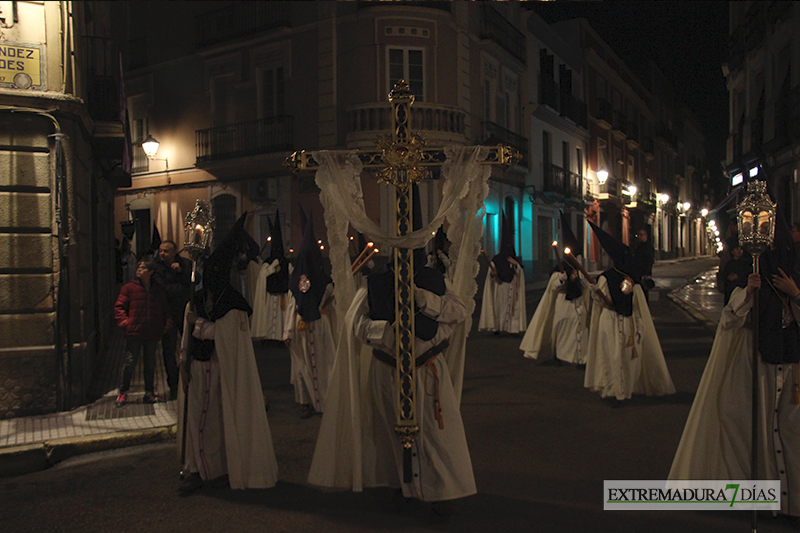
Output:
[682,202,691,211]
[625,184,637,197]
[658,193,670,205]
[597,169,608,185]
[701,208,709,217]
[141,134,169,173]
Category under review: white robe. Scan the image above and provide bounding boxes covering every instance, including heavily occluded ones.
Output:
[250,260,292,341]
[583,276,675,400]
[669,287,800,516]
[307,286,476,502]
[478,263,527,334]
[178,307,278,489]
[284,283,336,412]
[520,271,590,364]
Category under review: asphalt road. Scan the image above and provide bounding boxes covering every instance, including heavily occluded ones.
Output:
[3,258,798,532]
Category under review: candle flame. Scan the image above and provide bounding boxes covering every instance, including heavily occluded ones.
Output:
[367,242,374,247]
[552,241,558,247]
[564,247,571,255]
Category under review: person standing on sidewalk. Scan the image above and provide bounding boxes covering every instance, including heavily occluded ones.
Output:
[114,258,172,406]
[153,240,192,401]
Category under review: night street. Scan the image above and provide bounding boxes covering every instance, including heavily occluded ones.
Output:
[3,258,797,532]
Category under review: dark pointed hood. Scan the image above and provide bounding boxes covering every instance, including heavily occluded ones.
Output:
[289,213,331,322]
[198,211,252,318]
[588,220,636,279]
[588,220,636,316]
[268,210,286,262]
[492,210,518,283]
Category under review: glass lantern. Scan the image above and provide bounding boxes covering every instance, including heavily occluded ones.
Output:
[183,200,215,269]
[737,180,776,259]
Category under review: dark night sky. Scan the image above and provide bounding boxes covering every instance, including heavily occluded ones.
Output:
[529,1,730,181]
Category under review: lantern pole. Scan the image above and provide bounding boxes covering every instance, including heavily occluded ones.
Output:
[736,180,776,533]
[179,200,215,479]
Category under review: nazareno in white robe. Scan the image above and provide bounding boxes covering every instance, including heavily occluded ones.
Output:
[231,259,262,310]
[283,283,336,413]
[250,259,292,341]
[177,307,278,489]
[669,286,800,516]
[583,275,675,400]
[307,285,476,502]
[520,271,590,364]
[478,262,527,334]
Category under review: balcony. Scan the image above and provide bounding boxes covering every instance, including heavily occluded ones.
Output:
[480,4,526,64]
[612,111,627,134]
[197,2,291,47]
[566,171,583,200]
[82,36,120,121]
[357,1,450,12]
[346,102,467,147]
[481,121,528,167]
[624,121,639,145]
[655,122,678,152]
[196,116,293,164]
[544,163,566,195]
[540,76,559,110]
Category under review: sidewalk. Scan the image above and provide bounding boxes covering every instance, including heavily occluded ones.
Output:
[1,257,724,478]
[0,328,178,477]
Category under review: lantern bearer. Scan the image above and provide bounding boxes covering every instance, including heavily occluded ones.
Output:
[583,221,675,405]
[670,183,800,519]
[178,212,279,494]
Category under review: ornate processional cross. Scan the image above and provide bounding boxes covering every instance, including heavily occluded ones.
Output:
[286,80,520,481]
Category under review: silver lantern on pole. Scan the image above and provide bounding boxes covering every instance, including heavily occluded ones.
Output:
[179,199,215,480]
[736,179,776,533]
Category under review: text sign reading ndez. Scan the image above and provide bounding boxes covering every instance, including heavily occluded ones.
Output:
[0,43,43,89]
[604,480,780,511]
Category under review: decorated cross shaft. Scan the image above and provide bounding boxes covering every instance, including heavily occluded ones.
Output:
[285,80,520,482]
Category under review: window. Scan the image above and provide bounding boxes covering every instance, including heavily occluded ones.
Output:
[576,147,584,176]
[212,75,236,127]
[260,67,284,119]
[562,141,570,173]
[627,155,635,181]
[389,48,424,100]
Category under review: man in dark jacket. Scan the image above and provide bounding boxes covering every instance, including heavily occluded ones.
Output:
[115,258,172,406]
[153,240,192,400]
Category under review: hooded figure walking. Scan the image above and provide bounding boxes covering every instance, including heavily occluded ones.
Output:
[178,212,278,494]
[583,221,675,405]
[670,199,800,520]
[283,211,336,419]
[251,210,292,342]
[478,211,526,335]
[520,211,590,365]
[307,184,475,514]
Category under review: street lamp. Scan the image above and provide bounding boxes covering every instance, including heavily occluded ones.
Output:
[141,134,169,171]
[658,193,670,205]
[596,169,608,185]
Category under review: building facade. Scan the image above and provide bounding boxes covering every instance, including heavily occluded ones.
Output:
[0,1,122,419]
[726,1,800,228]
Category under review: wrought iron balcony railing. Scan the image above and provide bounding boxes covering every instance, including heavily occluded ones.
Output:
[480,4,526,63]
[544,163,565,194]
[196,116,293,163]
[197,2,291,47]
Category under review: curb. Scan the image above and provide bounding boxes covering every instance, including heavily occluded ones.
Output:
[0,425,177,478]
